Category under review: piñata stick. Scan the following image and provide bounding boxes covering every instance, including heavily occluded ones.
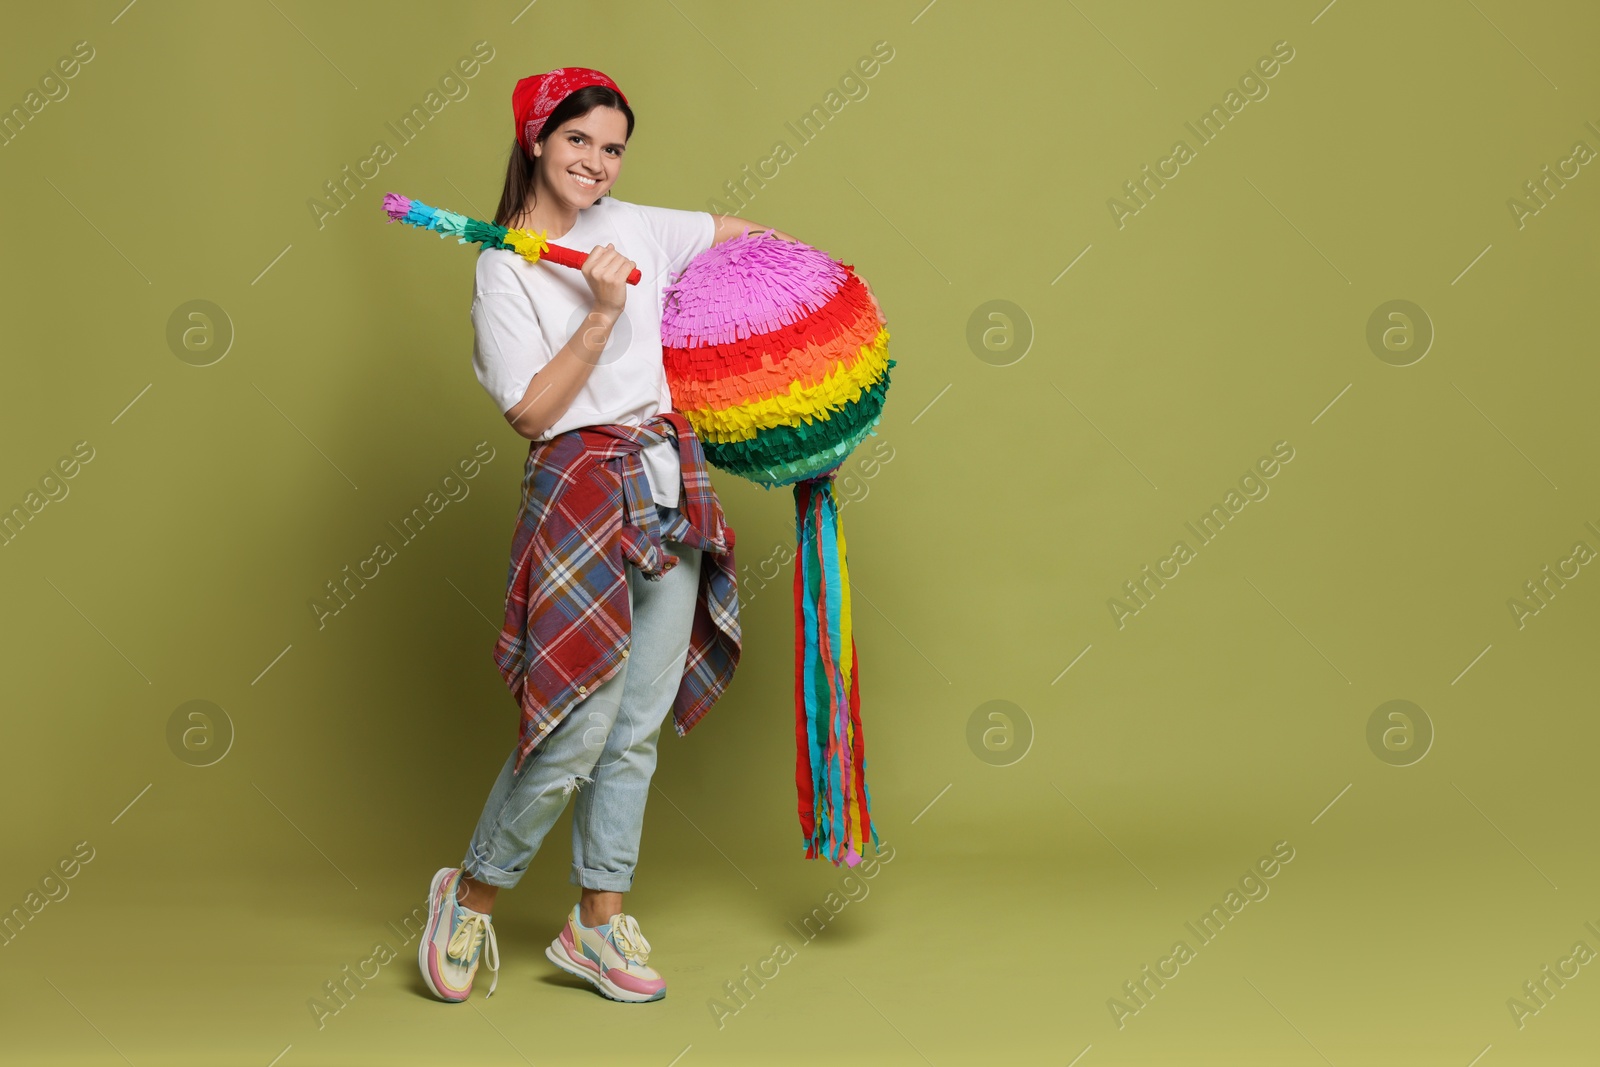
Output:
[381,193,640,285]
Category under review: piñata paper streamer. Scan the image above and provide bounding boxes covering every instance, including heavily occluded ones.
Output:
[380,194,890,866]
[662,233,890,866]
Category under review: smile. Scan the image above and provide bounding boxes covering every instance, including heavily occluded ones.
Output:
[570,172,599,188]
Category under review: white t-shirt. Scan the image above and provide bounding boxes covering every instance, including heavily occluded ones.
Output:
[470,196,717,508]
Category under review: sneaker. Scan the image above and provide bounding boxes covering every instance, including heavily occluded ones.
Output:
[419,866,500,1002]
[544,904,666,1002]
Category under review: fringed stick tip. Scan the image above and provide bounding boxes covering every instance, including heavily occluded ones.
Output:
[381,192,411,221]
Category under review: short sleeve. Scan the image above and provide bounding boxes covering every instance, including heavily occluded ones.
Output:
[471,252,551,415]
[626,202,716,278]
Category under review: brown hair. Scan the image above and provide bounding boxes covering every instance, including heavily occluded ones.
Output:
[493,85,635,226]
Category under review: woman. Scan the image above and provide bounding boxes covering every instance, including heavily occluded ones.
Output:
[418,67,795,1005]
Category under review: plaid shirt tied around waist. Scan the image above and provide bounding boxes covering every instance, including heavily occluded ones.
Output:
[494,410,741,773]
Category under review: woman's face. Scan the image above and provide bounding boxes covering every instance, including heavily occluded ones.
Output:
[535,106,629,208]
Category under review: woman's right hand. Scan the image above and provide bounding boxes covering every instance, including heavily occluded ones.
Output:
[582,242,635,317]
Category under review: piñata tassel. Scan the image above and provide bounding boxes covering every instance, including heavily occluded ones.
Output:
[793,475,879,865]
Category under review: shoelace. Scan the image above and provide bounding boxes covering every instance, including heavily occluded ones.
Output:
[448,908,501,997]
[606,913,652,965]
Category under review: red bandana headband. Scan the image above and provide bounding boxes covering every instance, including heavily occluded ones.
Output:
[512,67,628,157]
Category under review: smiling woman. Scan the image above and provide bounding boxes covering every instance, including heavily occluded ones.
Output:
[405,65,765,1009]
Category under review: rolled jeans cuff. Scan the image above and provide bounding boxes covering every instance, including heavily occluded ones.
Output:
[571,863,635,893]
[460,853,524,890]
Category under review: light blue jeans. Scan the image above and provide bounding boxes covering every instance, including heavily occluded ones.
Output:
[462,510,703,893]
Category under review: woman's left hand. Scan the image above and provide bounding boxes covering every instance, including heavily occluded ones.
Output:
[712,215,798,246]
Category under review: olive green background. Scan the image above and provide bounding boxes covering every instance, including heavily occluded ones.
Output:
[2,0,1598,1064]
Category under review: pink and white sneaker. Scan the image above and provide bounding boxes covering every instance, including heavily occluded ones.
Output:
[419,866,500,1002]
[544,904,666,1002]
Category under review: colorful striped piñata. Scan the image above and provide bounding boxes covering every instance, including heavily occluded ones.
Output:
[661,233,892,867]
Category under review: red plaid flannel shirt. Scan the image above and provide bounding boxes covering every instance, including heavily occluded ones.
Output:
[494,410,741,773]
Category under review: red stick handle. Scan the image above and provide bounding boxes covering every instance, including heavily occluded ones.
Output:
[540,242,642,285]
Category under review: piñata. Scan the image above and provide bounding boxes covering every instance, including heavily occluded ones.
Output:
[661,233,892,867]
